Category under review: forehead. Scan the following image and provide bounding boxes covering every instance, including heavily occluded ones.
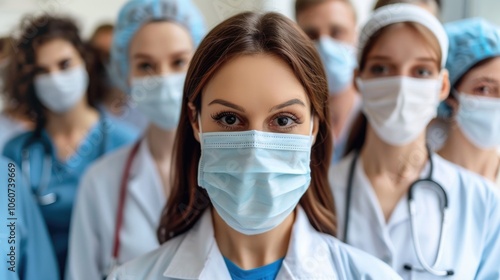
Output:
[462,57,500,81]
[35,38,79,66]
[129,21,193,55]
[203,54,310,109]
[297,0,356,27]
[366,24,438,62]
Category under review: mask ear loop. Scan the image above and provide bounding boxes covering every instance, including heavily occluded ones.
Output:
[309,112,315,146]
[197,112,203,148]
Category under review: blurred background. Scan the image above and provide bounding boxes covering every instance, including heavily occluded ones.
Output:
[0,0,497,38]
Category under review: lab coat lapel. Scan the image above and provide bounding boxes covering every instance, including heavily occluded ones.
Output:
[277,207,336,280]
[163,210,232,279]
[127,139,166,228]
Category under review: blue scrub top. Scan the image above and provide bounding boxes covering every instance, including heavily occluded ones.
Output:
[0,156,59,280]
[2,116,139,276]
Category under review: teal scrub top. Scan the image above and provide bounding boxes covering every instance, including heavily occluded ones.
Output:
[0,156,59,280]
[2,116,139,277]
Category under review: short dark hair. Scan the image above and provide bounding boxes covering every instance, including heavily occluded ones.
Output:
[374,0,441,13]
[295,0,357,21]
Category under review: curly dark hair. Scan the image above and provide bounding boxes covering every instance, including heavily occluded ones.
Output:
[4,14,104,132]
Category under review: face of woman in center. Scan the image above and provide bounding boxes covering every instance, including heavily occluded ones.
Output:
[193,54,316,137]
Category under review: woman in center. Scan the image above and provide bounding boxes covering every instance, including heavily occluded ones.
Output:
[108,11,400,280]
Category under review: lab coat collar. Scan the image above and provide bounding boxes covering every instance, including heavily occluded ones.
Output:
[128,139,166,227]
[163,207,337,279]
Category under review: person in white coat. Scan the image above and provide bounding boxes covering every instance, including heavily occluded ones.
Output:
[330,4,500,280]
[108,11,401,280]
[437,18,500,188]
[65,0,205,279]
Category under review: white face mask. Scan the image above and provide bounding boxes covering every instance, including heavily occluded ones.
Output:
[455,92,500,149]
[131,73,186,131]
[34,65,89,113]
[357,76,442,146]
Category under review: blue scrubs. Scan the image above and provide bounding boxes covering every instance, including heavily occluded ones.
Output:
[2,116,138,277]
[0,157,59,280]
[224,257,284,280]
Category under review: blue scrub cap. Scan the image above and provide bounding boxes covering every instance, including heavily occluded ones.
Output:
[445,18,500,86]
[110,0,205,93]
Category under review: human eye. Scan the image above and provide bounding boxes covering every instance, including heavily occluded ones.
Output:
[136,61,155,74]
[269,112,302,132]
[210,111,244,130]
[414,66,434,78]
[369,64,390,76]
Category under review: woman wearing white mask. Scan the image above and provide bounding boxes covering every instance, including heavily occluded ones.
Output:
[437,18,500,187]
[2,15,138,277]
[66,0,205,279]
[108,11,401,280]
[330,4,500,280]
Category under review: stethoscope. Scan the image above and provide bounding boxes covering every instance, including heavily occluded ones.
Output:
[106,139,141,278]
[21,116,108,206]
[343,147,454,277]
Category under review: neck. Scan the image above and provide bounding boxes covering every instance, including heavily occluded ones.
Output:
[439,125,500,181]
[145,124,176,162]
[45,100,99,136]
[361,126,428,184]
[214,208,294,270]
[329,86,358,139]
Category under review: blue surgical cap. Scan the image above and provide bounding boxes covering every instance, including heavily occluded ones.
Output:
[445,18,500,87]
[111,0,205,93]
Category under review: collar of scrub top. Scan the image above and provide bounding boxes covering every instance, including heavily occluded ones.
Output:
[162,207,337,279]
[444,18,500,86]
[357,3,449,68]
[21,111,109,205]
[343,147,454,277]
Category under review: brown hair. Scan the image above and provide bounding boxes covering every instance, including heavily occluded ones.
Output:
[90,23,114,46]
[295,0,357,21]
[5,15,102,133]
[157,11,336,243]
[345,22,442,155]
[373,0,441,13]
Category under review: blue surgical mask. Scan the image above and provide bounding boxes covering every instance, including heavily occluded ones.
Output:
[315,37,357,95]
[455,92,500,149]
[197,117,314,235]
[131,73,186,130]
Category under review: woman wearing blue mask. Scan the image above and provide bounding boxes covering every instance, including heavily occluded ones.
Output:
[66,0,205,279]
[108,11,401,280]
[330,4,500,279]
[437,18,500,188]
[2,15,138,276]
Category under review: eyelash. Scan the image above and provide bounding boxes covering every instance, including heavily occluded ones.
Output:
[210,111,302,131]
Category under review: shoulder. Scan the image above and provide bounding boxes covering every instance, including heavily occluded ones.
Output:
[103,117,140,149]
[321,234,402,279]
[108,234,186,280]
[80,144,134,192]
[2,131,35,162]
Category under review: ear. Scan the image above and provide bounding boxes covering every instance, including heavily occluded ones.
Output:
[312,114,319,145]
[188,102,200,143]
[439,69,451,101]
[353,68,360,92]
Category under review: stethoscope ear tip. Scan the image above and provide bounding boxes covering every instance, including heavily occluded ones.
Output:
[38,193,57,206]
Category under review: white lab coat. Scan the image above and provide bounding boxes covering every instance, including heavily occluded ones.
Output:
[330,152,500,280]
[107,207,401,280]
[66,139,166,280]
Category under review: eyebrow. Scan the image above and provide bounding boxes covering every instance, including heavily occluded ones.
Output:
[471,77,499,85]
[269,98,306,112]
[368,55,438,62]
[208,99,245,112]
[132,50,192,60]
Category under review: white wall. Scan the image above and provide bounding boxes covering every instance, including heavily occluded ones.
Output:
[0,0,378,39]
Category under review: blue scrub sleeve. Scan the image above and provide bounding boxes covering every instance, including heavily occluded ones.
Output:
[0,157,59,280]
